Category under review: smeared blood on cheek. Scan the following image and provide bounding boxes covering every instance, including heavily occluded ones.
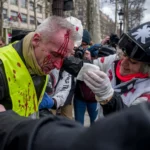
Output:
[40,53,53,73]
[43,54,51,65]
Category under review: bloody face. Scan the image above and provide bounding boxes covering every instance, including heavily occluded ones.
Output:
[33,29,74,74]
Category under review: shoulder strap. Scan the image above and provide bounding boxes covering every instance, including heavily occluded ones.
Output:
[64,75,76,105]
[54,69,63,89]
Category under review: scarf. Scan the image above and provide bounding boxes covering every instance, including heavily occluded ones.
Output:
[23,32,44,76]
[116,60,148,82]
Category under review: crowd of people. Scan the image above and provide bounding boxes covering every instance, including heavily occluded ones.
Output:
[0,15,150,149]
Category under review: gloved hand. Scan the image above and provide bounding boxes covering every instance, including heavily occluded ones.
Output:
[83,70,114,101]
[39,93,54,110]
[62,56,84,77]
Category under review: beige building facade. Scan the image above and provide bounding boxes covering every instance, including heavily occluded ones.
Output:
[100,10,116,39]
[3,0,46,43]
[2,0,117,44]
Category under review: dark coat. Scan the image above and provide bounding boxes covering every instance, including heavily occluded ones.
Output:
[0,102,150,150]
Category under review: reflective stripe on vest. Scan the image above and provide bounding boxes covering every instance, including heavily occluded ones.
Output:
[0,44,48,117]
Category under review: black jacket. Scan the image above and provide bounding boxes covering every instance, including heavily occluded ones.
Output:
[0,102,150,150]
[0,41,46,109]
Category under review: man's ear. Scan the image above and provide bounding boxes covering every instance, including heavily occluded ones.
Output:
[31,33,41,47]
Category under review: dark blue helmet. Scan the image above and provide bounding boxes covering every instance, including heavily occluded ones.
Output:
[119,22,150,63]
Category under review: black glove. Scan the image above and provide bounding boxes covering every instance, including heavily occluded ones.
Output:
[62,56,92,77]
[39,108,53,118]
[98,45,116,57]
[62,56,84,77]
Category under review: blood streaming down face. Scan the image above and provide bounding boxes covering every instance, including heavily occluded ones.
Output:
[36,30,74,74]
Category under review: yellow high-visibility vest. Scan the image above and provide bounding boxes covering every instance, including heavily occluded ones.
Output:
[0,44,48,117]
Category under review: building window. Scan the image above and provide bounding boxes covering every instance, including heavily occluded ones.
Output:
[3,9,7,19]
[21,13,27,23]
[10,0,18,5]
[30,16,35,24]
[11,11,18,22]
[37,5,42,13]
[30,1,34,11]
[21,0,27,8]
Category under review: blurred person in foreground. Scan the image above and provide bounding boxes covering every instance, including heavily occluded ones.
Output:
[0,16,76,118]
[1,102,150,150]
[63,22,150,115]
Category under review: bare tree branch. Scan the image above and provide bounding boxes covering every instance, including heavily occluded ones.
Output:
[105,0,146,30]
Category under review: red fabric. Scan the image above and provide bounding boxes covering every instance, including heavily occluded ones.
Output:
[17,13,22,22]
[78,82,96,102]
[116,60,148,82]
[76,26,79,31]
[100,57,105,63]
[140,94,150,102]
[108,69,113,81]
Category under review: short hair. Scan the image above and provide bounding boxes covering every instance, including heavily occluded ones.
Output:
[141,64,150,77]
[35,16,76,43]
[0,36,5,43]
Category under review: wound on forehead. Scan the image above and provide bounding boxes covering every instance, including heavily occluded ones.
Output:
[57,30,70,57]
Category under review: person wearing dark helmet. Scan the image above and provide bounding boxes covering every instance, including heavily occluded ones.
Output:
[62,22,150,115]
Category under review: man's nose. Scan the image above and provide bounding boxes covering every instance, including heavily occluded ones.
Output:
[53,59,63,69]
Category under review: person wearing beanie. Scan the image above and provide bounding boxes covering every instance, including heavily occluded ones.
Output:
[81,29,91,49]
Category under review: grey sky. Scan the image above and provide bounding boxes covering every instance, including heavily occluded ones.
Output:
[100,0,150,23]
[142,0,150,23]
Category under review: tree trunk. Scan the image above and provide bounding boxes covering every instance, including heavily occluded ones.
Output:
[115,0,118,34]
[124,0,128,32]
[34,0,37,29]
[52,0,64,17]
[0,1,3,36]
[87,0,101,43]
[87,0,91,31]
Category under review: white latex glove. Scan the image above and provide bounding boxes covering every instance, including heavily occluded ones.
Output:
[83,70,114,101]
[77,63,99,81]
